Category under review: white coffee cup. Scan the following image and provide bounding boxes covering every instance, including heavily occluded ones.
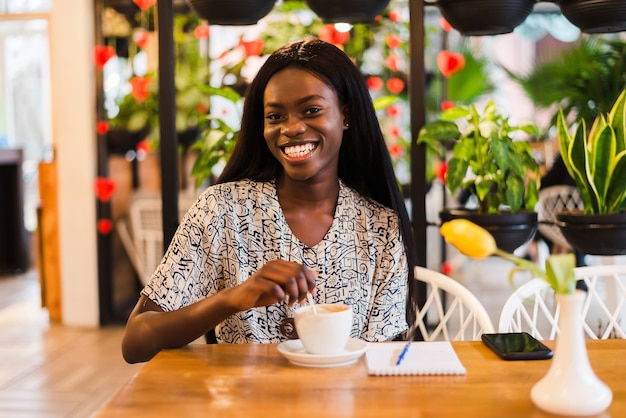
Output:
[293,303,353,355]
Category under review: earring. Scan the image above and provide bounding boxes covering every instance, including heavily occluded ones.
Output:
[344,121,350,128]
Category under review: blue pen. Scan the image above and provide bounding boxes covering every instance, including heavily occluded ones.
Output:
[395,340,411,366]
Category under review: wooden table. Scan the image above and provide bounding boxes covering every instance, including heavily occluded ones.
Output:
[96,340,625,417]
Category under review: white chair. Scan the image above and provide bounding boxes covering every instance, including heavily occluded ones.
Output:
[536,185,583,251]
[498,278,560,340]
[413,266,495,341]
[498,264,626,339]
[117,192,198,285]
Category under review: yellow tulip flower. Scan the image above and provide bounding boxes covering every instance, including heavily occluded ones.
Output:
[439,219,575,294]
[440,219,496,259]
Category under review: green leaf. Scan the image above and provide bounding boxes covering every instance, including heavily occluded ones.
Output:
[446,157,467,193]
[373,95,397,111]
[505,175,523,213]
[568,121,599,212]
[590,125,616,211]
[439,106,470,121]
[447,49,494,104]
[474,176,493,203]
[605,150,626,213]
[525,178,539,211]
[608,89,626,154]
[557,109,576,179]
[545,253,577,294]
[196,85,242,103]
[416,121,460,143]
[491,136,510,172]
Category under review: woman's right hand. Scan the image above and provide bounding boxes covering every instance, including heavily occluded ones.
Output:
[228,260,317,311]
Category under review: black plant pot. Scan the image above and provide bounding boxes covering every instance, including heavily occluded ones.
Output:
[185,0,276,25]
[106,127,150,156]
[305,0,390,24]
[556,211,626,255]
[440,209,538,253]
[557,0,626,33]
[434,0,535,36]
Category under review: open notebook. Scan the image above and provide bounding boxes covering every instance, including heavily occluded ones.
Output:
[366,341,467,376]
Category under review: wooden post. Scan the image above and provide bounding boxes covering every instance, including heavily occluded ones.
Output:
[37,160,62,321]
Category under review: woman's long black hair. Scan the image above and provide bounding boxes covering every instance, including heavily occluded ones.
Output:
[217,37,419,337]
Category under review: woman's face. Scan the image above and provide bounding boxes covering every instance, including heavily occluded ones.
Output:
[263,67,348,183]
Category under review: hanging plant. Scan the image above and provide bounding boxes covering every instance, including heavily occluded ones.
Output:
[185,0,276,25]
[431,0,535,36]
[305,0,390,23]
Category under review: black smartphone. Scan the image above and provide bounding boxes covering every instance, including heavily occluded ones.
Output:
[481,332,553,360]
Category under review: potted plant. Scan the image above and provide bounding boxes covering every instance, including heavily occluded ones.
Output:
[417,100,541,252]
[555,87,626,255]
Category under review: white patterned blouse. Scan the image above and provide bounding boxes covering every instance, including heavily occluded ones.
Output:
[142,179,409,343]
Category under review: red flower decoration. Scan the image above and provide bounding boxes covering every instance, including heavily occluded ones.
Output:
[196,102,209,115]
[133,31,151,49]
[96,120,109,135]
[95,177,116,202]
[385,55,402,72]
[441,261,453,276]
[194,25,211,40]
[386,78,405,94]
[386,104,402,118]
[385,34,403,49]
[441,100,455,111]
[367,76,383,91]
[437,50,465,78]
[137,140,151,154]
[388,126,401,139]
[239,38,264,57]
[93,45,116,70]
[388,143,404,158]
[130,76,153,102]
[388,10,402,23]
[318,24,350,46]
[434,160,448,183]
[440,17,453,32]
[133,0,156,10]
[98,219,113,235]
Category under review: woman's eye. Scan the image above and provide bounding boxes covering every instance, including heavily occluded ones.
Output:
[305,107,321,115]
[266,113,282,121]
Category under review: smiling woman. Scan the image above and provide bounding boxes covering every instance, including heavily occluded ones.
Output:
[121,38,419,364]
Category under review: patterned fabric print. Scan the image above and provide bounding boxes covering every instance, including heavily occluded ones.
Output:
[143,179,408,344]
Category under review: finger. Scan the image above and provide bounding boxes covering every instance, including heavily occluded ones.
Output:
[281,273,303,305]
[288,266,318,303]
[306,269,317,295]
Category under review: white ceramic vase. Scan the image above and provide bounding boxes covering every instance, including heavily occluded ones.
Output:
[530,291,613,416]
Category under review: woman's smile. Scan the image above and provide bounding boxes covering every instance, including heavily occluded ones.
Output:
[281,142,318,161]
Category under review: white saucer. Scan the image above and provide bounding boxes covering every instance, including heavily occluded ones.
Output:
[277,338,368,368]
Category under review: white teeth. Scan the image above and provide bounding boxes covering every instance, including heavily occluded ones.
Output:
[283,143,316,158]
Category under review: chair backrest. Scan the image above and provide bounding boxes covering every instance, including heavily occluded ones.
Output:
[536,185,583,250]
[498,278,560,339]
[413,266,495,341]
[576,264,626,339]
[498,264,626,339]
[117,192,198,285]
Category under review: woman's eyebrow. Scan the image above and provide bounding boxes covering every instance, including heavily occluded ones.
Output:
[264,94,328,108]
